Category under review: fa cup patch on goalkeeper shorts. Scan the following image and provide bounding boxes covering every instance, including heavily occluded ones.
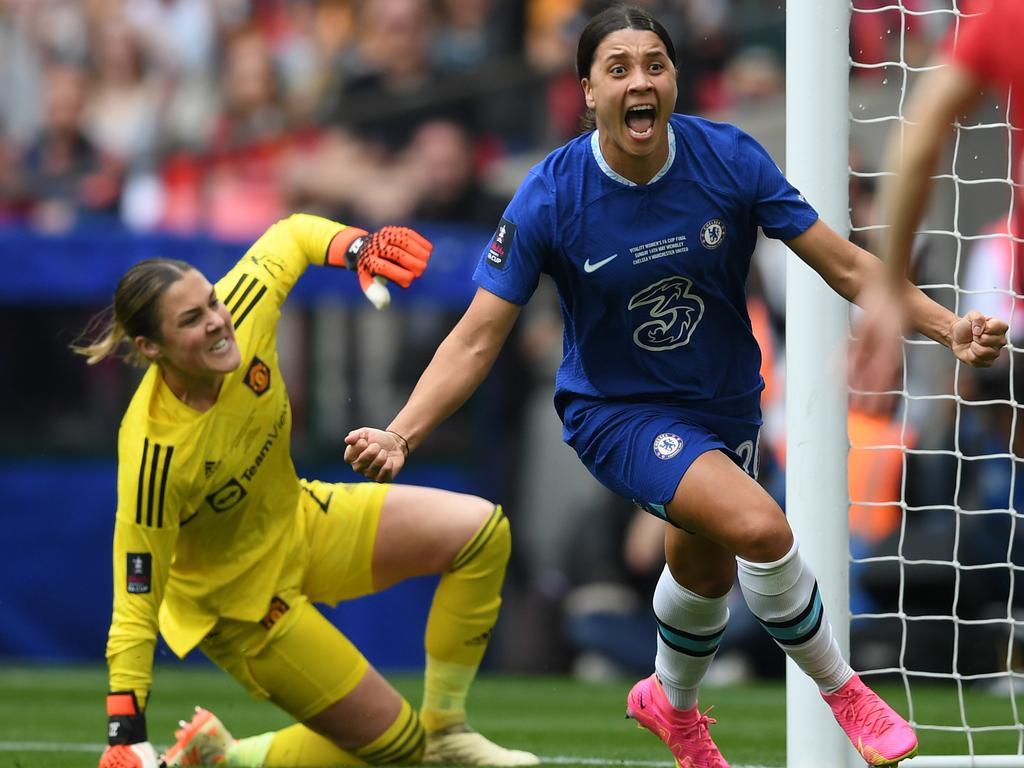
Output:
[126,553,152,594]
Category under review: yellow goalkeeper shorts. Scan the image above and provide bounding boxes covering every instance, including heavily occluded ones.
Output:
[199,480,390,721]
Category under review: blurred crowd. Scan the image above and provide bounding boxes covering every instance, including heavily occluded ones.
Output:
[0,0,799,239]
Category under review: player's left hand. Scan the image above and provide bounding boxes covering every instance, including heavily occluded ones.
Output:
[344,427,408,482]
[101,692,164,768]
[950,310,1008,368]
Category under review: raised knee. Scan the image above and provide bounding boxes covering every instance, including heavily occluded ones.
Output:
[734,510,792,563]
[450,503,510,572]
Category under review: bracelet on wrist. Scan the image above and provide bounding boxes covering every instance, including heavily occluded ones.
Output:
[387,430,410,458]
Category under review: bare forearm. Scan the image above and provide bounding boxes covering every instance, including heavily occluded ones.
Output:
[881,63,981,284]
[386,287,526,452]
[791,220,958,349]
[881,130,941,284]
[905,283,957,348]
[387,331,500,451]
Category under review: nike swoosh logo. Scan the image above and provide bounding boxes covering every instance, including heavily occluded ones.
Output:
[583,254,618,273]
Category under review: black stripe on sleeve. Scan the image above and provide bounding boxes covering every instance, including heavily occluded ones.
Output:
[228,278,257,317]
[223,274,249,307]
[232,285,267,330]
[157,446,173,528]
[147,444,161,527]
[136,438,149,525]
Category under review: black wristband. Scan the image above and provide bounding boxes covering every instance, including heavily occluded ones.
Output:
[107,691,147,745]
[344,236,366,271]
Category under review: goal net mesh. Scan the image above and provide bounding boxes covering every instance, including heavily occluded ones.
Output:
[848,1,1024,762]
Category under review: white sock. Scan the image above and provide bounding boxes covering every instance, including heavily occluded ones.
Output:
[653,565,730,710]
[737,541,853,693]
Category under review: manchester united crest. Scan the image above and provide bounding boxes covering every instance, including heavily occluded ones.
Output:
[244,356,271,395]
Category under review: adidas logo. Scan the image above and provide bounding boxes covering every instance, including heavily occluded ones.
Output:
[464,629,492,646]
[204,460,221,479]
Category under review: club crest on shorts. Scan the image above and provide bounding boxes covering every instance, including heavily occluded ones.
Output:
[699,218,726,249]
[653,432,683,460]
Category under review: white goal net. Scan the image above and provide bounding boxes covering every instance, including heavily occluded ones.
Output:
[847,1,1023,765]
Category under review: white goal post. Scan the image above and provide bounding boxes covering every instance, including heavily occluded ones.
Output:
[787,2,1024,767]
[785,1,855,766]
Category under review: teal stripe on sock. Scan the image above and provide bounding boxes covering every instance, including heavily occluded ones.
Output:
[758,584,824,645]
[656,618,725,657]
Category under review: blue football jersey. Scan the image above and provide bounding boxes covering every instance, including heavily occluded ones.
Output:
[474,114,818,424]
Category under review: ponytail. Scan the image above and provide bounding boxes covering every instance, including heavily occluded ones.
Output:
[70,258,194,368]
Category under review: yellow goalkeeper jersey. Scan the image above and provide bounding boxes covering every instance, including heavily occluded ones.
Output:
[107,214,354,694]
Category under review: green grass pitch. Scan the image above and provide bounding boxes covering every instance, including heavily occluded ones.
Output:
[1,663,1021,766]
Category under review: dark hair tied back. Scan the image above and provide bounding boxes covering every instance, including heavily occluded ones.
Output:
[575,3,677,80]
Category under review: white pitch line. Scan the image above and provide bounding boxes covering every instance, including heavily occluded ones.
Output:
[541,758,776,768]
[0,742,779,768]
[0,742,103,752]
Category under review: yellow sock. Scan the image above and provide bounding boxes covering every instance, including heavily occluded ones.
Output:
[226,732,275,767]
[262,724,363,766]
[352,698,425,765]
[232,700,423,766]
[421,505,510,733]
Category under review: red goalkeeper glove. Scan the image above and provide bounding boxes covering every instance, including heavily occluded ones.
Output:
[99,691,164,768]
[328,225,432,309]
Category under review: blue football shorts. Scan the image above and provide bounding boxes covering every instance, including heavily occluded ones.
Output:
[564,400,761,523]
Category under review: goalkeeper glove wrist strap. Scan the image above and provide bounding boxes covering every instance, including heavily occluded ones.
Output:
[107,691,147,745]
[326,227,369,272]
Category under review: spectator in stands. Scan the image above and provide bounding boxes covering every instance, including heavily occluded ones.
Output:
[9,59,122,233]
[83,16,161,169]
[75,214,538,768]
[432,0,520,73]
[160,26,323,240]
[331,0,471,151]
[122,0,218,151]
[401,120,508,227]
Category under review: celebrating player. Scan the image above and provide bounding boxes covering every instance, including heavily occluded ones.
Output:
[76,214,538,768]
[855,0,1018,387]
[345,5,1007,767]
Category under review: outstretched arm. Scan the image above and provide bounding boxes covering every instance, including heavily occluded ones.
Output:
[879,59,984,285]
[345,288,522,482]
[100,519,177,768]
[786,219,1006,378]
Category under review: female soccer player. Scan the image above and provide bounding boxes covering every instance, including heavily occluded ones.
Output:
[78,214,538,768]
[344,6,1008,767]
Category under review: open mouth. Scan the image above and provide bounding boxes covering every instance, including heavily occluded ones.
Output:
[625,105,656,139]
[210,337,230,353]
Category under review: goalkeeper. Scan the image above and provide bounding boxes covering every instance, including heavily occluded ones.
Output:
[74,214,538,768]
